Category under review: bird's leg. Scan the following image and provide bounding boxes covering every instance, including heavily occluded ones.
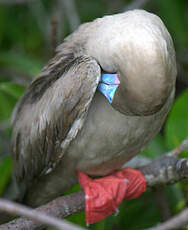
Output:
[78,168,146,224]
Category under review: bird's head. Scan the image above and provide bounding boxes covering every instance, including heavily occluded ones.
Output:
[85,9,177,116]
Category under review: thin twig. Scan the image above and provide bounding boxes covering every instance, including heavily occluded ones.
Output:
[51,18,58,57]
[167,138,188,156]
[124,0,151,11]
[51,0,66,45]
[152,187,172,221]
[59,0,80,31]
[147,208,188,230]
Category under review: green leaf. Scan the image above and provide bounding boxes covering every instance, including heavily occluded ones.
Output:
[0,90,16,122]
[0,82,25,121]
[141,135,167,158]
[0,82,25,99]
[166,183,186,213]
[165,90,188,152]
[0,156,12,196]
[0,82,24,122]
[104,191,161,230]
[157,0,188,46]
[0,52,43,77]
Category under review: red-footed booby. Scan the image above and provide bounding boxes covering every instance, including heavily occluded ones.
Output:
[11,9,177,223]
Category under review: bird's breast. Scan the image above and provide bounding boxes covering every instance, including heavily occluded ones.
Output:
[67,90,174,176]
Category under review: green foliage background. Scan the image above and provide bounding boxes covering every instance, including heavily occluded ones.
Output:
[0,0,188,229]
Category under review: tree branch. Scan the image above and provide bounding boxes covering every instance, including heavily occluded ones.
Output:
[0,198,87,230]
[0,138,188,230]
[0,191,85,230]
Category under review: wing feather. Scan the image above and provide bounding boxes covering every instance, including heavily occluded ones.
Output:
[11,54,101,194]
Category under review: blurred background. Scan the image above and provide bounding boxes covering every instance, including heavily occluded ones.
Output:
[0,0,188,229]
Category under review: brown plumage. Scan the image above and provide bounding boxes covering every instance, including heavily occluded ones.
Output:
[12,9,177,206]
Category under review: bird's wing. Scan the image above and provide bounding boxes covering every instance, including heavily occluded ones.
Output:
[11,53,101,192]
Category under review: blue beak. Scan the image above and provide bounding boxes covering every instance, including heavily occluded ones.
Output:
[98,73,120,103]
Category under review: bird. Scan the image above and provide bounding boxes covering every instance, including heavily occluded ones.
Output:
[11,9,177,218]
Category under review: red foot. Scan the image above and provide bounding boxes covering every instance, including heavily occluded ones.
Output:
[78,168,146,224]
